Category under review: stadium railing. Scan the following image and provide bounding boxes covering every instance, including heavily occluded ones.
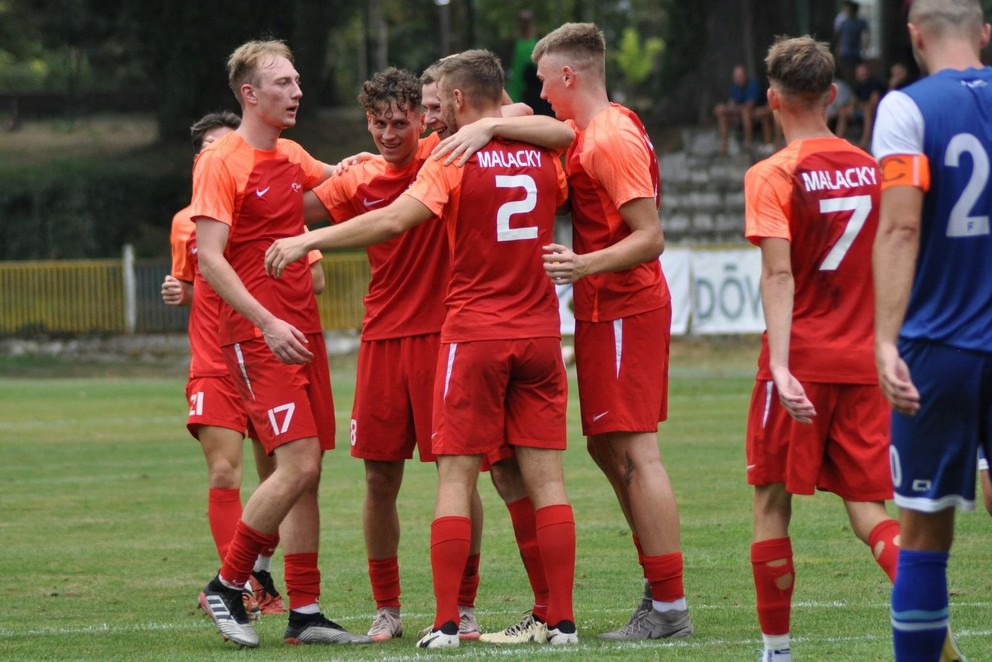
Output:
[0,246,371,336]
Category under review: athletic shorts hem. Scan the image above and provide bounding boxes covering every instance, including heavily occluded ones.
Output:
[350,448,429,463]
[894,494,975,513]
[584,423,662,437]
[186,420,248,440]
[508,437,567,451]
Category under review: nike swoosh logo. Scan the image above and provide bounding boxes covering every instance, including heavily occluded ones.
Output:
[363,197,386,207]
[256,187,270,197]
[592,411,609,422]
[746,464,756,470]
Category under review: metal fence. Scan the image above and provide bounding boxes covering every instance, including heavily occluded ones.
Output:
[0,247,371,336]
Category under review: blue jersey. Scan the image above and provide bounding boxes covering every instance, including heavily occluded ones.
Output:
[873,67,992,353]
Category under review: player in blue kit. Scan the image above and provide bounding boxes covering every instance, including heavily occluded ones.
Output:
[871,0,992,660]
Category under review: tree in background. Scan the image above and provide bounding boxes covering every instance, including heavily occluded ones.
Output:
[612,27,664,109]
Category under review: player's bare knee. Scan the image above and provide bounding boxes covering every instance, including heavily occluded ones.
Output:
[490,462,526,503]
[364,461,403,500]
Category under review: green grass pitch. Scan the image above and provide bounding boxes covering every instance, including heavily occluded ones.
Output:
[1,340,989,660]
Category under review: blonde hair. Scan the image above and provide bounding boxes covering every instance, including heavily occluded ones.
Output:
[531,22,606,79]
[909,0,984,41]
[226,40,294,105]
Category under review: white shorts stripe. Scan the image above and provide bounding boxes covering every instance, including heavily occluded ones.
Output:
[443,343,458,400]
[613,319,623,379]
[233,343,255,400]
[761,380,773,428]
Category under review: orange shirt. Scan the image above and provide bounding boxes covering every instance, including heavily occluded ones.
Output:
[405,137,567,343]
[565,104,670,322]
[190,132,325,345]
[170,206,227,377]
[169,205,322,378]
[311,134,447,340]
[744,137,880,383]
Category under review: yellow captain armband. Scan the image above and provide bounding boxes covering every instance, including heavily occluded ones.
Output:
[880,154,930,192]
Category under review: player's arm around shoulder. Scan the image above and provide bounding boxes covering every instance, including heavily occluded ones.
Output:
[432,115,574,166]
[265,194,434,277]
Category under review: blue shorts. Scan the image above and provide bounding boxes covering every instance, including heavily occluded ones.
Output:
[890,339,992,513]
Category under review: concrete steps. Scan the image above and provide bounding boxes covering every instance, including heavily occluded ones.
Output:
[659,128,765,245]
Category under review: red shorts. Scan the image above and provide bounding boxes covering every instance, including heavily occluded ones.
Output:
[223,334,335,455]
[745,380,892,500]
[184,374,253,439]
[574,305,670,435]
[432,337,567,457]
[351,334,439,463]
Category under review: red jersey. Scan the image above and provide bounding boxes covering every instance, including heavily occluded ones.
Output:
[169,206,323,377]
[744,137,880,384]
[169,206,227,377]
[405,137,567,343]
[189,131,325,345]
[311,134,447,340]
[565,103,670,322]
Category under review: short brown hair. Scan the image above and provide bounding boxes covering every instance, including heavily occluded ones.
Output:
[435,50,504,107]
[359,67,422,117]
[764,35,834,108]
[190,111,240,152]
[531,22,606,79]
[420,56,453,87]
[226,40,294,104]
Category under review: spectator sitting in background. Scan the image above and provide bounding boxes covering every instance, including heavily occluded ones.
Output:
[835,62,885,148]
[886,61,914,92]
[714,64,773,154]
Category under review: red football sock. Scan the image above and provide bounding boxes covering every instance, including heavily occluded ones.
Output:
[430,516,471,630]
[643,551,685,603]
[868,518,900,583]
[284,552,321,610]
[219,520,277,589]
[207,488,242,562]
[633,534,646,567]
[368,556,401,609]
[458,553,481,608]
[536,504,575,626]
[507,497,549,620]
[751,537,794,636]
[261,533,279,559]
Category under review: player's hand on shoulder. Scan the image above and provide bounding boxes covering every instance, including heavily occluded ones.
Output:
[333,151,375,176]
[771,367,816,424]
[875,343,920,415]
[433,117,497,166]
[261,319,314,365]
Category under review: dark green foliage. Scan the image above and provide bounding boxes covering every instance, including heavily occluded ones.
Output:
[0,158,188,260]
[657,0,709,93]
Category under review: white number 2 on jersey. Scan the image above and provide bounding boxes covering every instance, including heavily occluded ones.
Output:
[495,175,538,242]
[945,133,990,237]
[818,195,872,271]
